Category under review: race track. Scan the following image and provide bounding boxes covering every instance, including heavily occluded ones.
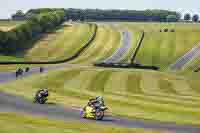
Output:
[102,29,132,63]
[169,43,200,71]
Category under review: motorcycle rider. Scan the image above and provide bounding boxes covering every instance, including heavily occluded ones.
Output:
[35,88,49,102]
[25,67,30,72]
[40,67,44,73]
[82,96,107,120]
[88,96,105,109]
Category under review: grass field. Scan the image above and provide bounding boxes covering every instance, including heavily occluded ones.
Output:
[1,22,200,129]
[0,22,96,72]
[70,24,122,64]
[0,20,24,31]
[0,22,95,62]
[26,23,95,61]
[120,23,200,70]
[0,113,167,133]
[0,67,200,125]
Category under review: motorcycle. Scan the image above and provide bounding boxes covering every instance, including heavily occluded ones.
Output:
[34,91,48,104]
[80,105,108,120]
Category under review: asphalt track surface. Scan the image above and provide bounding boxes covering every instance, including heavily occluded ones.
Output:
[0,28,200,133]
[103,29,132,63]
[169,43,200,71]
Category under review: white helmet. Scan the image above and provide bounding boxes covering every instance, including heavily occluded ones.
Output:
[96,96,103,101]
[44,88,48,92]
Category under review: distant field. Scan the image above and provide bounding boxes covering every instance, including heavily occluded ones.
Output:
[120,23,200,70]
[0,20,24,31]
[1,67,200,125]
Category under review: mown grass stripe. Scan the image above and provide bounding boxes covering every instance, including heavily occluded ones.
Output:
[32,69,82,90]
[140,73,161,94]
[170,79,197,96]
[126,72,142,93]
[104,71,129,94]
[158,79,177,94]
[104,93,200,117]
[87,70,113,92]
[71,25,110,64]
[63,70,99,91]
[108,91,200,108]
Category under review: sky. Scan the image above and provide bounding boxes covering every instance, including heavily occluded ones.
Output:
[0,0,199,19]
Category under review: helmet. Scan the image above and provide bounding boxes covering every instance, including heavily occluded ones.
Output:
[43,88,48,93]
[96,96,103,101]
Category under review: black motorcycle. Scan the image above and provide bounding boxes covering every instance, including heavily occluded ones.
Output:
[34,91,48,104]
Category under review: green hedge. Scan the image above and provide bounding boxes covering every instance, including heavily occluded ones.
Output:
[0,10,65,54]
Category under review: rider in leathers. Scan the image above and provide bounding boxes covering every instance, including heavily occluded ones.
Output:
[35,88,49,100]
[88,96,104,109]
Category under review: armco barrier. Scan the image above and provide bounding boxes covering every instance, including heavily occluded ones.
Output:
[94,63,159,70]
[131,31,145,64]
[0,23,97,65]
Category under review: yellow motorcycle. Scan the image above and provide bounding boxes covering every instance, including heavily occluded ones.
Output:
[80,105,108,120]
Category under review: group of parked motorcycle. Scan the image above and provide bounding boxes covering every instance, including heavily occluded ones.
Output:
[34,89,108,120]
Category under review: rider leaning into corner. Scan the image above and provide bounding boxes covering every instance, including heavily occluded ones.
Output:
[87,96,105,109]
[35,88,49,99]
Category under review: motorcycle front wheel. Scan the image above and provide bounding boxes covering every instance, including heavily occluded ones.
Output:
[80,109,86,118]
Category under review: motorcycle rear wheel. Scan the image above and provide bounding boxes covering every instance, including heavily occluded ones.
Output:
[95,110,104,120]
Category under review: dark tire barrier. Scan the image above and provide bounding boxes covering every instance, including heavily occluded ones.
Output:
[94,63,159,71]
[0,23,97,65]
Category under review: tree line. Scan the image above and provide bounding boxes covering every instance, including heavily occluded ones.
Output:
[13,8,180,22]
[64,9,181,22]
[13,8,200,23]
[1,10,65,54]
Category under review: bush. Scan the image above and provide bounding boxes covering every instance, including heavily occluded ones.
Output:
[0,10,65,54]
[166,15,178,22]
[170,29,175,32]
[164,28,168,32]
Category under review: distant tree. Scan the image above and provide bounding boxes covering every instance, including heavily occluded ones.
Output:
[12,10,25,20]
[0,31,6,51]
[192,14,199,22]
[0,31,7,44]
[166,15,178,22]
[184,13,191,21]
[4,31,18,53]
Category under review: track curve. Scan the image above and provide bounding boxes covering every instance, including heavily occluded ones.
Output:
[102,29,132,63]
